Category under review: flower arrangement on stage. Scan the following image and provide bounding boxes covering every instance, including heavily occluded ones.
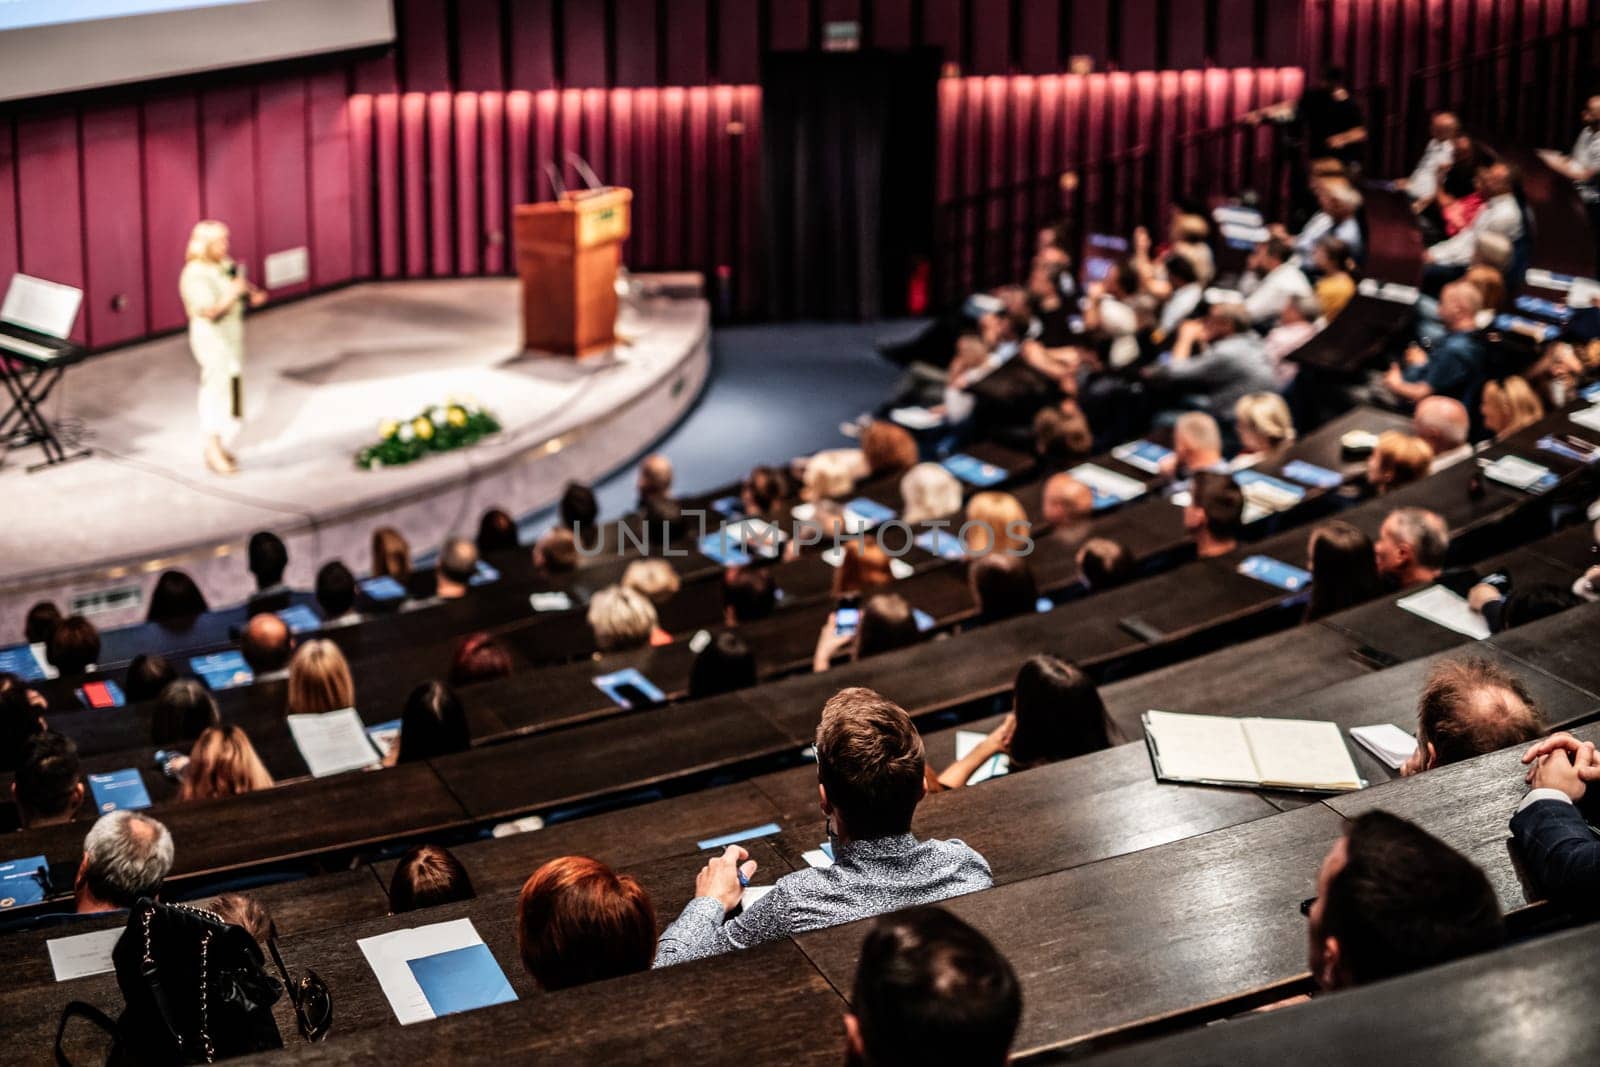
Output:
[356,400,501,469]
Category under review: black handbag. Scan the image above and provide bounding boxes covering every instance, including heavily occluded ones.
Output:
[54,899,284,1065]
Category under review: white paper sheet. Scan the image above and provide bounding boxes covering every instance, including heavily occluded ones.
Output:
[1,273,82,338]
[1396,585,1491,639]
[286,707,380,778]
[889,406,944,430]
[800,848,834,869]
[1482,455,1552,491]
[47,926,123,982]
[1242,718,1363,791]
[954,730,1010,785]
[740,885,776,910]
[1570,406,1600,433]
[1142,710,1257,785]
[1068,462,1146,503]
[357,918,490,1026]
[1350,723,1419,770]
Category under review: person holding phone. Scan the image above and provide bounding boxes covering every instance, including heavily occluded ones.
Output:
[179,219,265,475]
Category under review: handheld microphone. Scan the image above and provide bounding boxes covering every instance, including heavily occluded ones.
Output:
[225,262,239,279]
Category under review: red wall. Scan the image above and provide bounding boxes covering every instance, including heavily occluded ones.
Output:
[0,0,1586,344]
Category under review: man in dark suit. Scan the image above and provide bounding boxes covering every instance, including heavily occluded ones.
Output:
[1511,731,1600,910]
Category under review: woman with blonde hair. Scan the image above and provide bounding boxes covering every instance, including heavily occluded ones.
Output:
[801,449,862,503]
[1233,392,1297,464]
[1366,431,1435,495]
[286,639,355,716]
[179,725,274,801]
[899,462,963,525]
[1480,376,1545,439]
[179,219,265,474]
[962,491,1031,555]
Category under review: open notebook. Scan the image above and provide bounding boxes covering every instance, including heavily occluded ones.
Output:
[1142,710,1366,793]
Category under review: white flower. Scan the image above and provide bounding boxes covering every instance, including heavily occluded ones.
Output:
[430,407,448,426]
[398,423,415,443]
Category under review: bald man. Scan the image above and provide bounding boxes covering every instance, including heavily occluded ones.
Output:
[1413,395,1472,470]
[1401,111,1459,202]
[637,453,675,508]
[239,612,291,676]
[1399,657,1546,776]
[1385,281,1487,406]
[1040,473,1094,528]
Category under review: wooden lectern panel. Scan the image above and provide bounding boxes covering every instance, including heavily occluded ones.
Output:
[512,188,633,357]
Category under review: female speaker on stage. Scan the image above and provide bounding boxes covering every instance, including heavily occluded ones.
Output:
[179,220,265,475]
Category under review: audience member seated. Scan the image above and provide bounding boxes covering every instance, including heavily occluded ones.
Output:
[208,893,276,944]
[241,612,292,679]
[1242,237,1314,327]
[1385,282,1488,408]
[1311,236,1358,319]
[1076,537,1134,591]
[816,593,923,673]
[968,554,1039,625]
[435,538,479,600]
[722,566,777,625]
[371,526,413,590]
[178,724,274,801]
[1039,473,1094,541]
[741,465,789,519]
[688,631,758,700]
[314,561,360,627]
[935,656,1111,789]
[146,570,210,623]
[803,449,863,503]
[1399,657,1546,776]
[1032,402,1094,468]
[76,811,175,915]
[1398,110,1460,202]
[519,856,657,988]
[1285,178,1365,264]
[655,687,992,965]
[1232,392,1296,468]
[622,559,681,645]
[12,731,83,829]
[286,639,355,716]
[1305,811,1503,990]
[900,462,964,525]
[1161,411,1226,479]
[1468,582,1581,634]
[1413,395,1473,471]
[1154,252,1205,338]
[560,481,600,534]
[124,653,176,704]
[1081,262,1143,370]
[1374,507,1450,590]
[588,585,658,654]
[962,492,1030,556]
[1480,376,1545,441]
[1304,521,1383,621]
[24,600,60,646]
[449,633,514,688]
[834,542,895,604]
[0,678,46,772]
[1367,431,1435,494]
[861,421,919,482]
[1185,471,1244,560]
[1263,293,1322,388]
[1463,232,1511,311]
[387,680,470,765]
[246,530,292,613]
[640,493,687,543]
[1510,730,1600,909]
[150,679,222,747]
[46,615,100,677]
[1149,306,1278,420]
[1424,161,1524,276]
[845,907,1021,1067]
[389,844,476,913]
[636,453,675,510]
[476,508,521,555]
[532,527,579,577]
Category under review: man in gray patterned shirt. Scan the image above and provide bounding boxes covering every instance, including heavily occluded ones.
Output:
[655,687,992,967]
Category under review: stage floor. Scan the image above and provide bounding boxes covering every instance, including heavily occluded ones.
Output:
[2,278,709,622]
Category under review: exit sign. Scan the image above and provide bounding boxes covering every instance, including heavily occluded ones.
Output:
[823,21,860,52]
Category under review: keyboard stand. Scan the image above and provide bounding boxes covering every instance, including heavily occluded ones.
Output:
[0,355,90,472]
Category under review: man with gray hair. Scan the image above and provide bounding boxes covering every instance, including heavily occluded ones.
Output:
[1414,395,1473,471]
[435,537,479,600]
[1161,411,1226,480]
[1374,507,1450,590]
[1147,305,1278,419]
[75,811,175,914]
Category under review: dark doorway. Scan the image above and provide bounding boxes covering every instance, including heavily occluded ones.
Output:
[760,49,939,321]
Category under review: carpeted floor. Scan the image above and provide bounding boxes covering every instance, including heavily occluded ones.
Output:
[516,318,923,539]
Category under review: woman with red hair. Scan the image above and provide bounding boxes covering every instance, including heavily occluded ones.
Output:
[516,856,657,990]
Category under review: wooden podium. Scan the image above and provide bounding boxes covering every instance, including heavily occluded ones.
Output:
[512,187,633,357]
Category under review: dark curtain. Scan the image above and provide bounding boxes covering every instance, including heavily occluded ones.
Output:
[761,51,936,321]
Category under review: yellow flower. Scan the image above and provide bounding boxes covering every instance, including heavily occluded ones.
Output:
[412,416,434,441]
[379,418,400,440]
[447,406,468,428]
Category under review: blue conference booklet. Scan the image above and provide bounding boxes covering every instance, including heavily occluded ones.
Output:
[0,855,50,909]
[190,651,253,691]
[915,529,966,560]
[1233,469,1307,504]
[1582,381,1600,403]
[709,495,745,520]
[468,560,500,587]
[366,719,402,761]
[276,603,323,635]
[941,453,1007,487]
[696,528,753,567]
[844,498,897,527]
[697,822,782,851]
[592,668,666,710]
[359,576,407,603]
[407,944,517,1019]
[88,770,153,814]
[1238,555,1313,592]
[1280,460,1343,490]
[0,644,49,682]
[913,608,937,633]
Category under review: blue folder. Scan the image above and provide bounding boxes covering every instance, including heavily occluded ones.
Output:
[88,769,153,814]
[190,651,253,691]
[697,822,782,850]
[941,453,1007,487]
[915,529,966,560]
[1237,555,1313,592]
[0,645,48,682]
[0,855,50,909]
[407,944,517,1019]
[1280,460,1343,490]
[276,603,323,635]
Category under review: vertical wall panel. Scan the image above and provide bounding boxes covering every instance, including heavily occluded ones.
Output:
[582,89,610,182]
[1019,0,1062,74]
[374,93,403,278]
[455,0,506,92]
[1216,0,1257,68]
[346,93,375,281]
[479,92,506,273]
[632,90,659,265]
[0,120,18,295]
[15,114,87,345]
[1069,2,1109,65]
[608,91,634,260]
[80,107,147,348]
[454,94,481,274]
[1119,0,1159,71]
[506,91,534,222]
[308,72,355,288]
[685,88,711,271]
[717,0,761,83]
[256,77,311,299]
[768,1,812,51]
[399,0,451,92]
[922,0,964,65]
[1168,3,1207,70]
[510,0,558,90]
[401,93,429,276]
[563,0,609,89]
[666,0,710,86]
[428,92,456,276]
[872,0,915,49]
[141,96,203,332]
[200,87,259,284]
[971,0,1011,75]
[736,87,762,315]
[658,88,686,267]
[615,0,660,87]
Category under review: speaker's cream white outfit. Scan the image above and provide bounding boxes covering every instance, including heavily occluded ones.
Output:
[179,258,245,444]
